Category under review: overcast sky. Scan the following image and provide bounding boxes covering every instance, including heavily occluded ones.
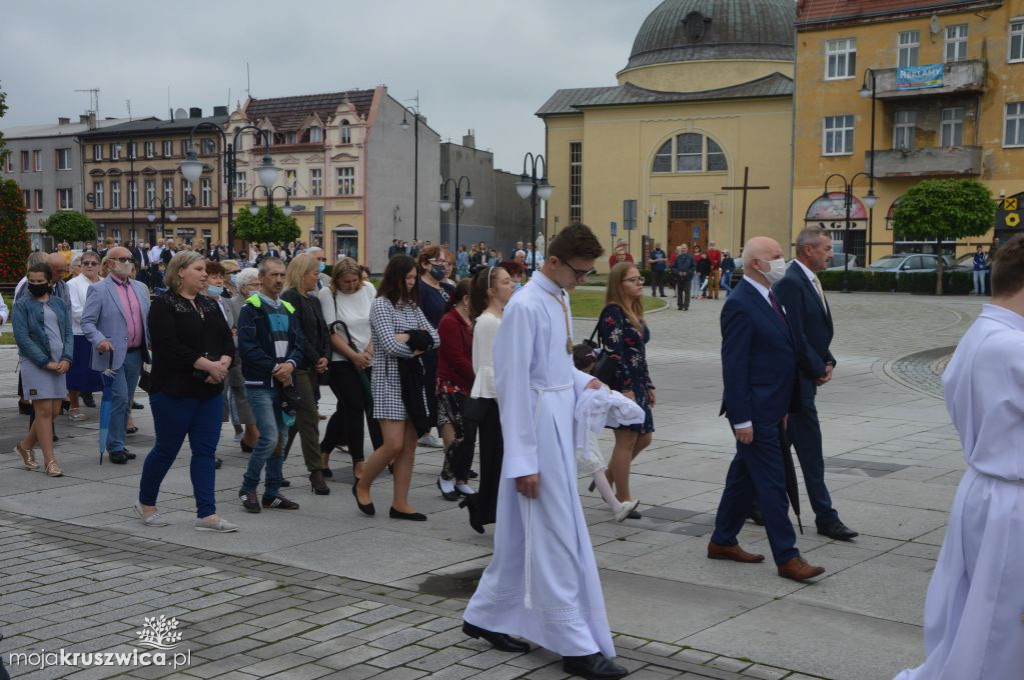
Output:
[2,0,662,171]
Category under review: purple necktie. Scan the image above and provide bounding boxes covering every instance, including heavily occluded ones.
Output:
[768,290,787,325]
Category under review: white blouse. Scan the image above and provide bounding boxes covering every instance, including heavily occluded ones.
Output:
[470,311,501,399]
[318,281,376,361]
[67,274,100,335]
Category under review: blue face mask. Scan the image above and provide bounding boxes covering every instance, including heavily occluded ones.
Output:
[514,282,522,291]
[319,262,326,273]
[229,274,238,287]
[207,285,224,297]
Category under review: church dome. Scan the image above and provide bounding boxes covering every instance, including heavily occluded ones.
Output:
[625,0,796,71]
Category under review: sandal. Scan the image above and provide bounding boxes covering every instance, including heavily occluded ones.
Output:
[68,408,86,422]
[44,460,63,478]
[126,426,139,435]
[14,444,39,471]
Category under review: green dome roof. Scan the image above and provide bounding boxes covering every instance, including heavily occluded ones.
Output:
[625,0,796,71]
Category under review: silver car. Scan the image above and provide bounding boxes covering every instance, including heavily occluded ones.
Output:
[866,253,949,277]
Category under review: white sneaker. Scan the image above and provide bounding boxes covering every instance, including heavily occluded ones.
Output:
[418,433,443,448]
[455,483,476,496]
[613,500,640,523]
[133,502,170,527]
[194,517,239,532]
[233,432,244,442]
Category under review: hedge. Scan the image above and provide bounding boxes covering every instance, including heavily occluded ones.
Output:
[818,269,973,294]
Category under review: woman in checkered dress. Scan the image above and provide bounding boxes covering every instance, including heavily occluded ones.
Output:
[354,255,440,521]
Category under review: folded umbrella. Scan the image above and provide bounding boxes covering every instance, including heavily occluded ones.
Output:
[98,352,115,465]
[779,420,803,534]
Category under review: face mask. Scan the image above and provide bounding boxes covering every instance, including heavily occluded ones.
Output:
[27,282,50,298]
[430,265,446,281]
[761,258,787,285]
[229,274,239,288]
[514,282,522,291]
[318,262,326,273]
[114,261,133,278]
[207,285,224,297]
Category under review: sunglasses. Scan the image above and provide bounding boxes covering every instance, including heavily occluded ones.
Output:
[111,257,134,264]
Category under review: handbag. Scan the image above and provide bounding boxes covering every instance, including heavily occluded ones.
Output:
[330,316,373,405]
[463,396,491,423]
[582,307,620,390]
[138,363,153,393]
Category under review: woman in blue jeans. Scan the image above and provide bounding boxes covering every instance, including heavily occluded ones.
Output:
[135,251,237,532]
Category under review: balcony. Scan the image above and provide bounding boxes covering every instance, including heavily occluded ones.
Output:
[873,60,986,100]
[865,146,982,178]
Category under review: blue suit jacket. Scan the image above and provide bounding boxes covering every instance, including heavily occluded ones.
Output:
[720,278,800,426]
[80,275,151,371]
[772,262,835,392]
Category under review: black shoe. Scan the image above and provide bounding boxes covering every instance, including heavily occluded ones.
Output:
[262,494,299,510]
[322,467,333,478]
[817,520,859,541]
[124,449,136,460]
[131,401,144,410]
[310,470,330,496]
[82,393,96,408]
[467,469,478,479]
[280,479,291,488]
[240,491,261,513]
[215,458,223,470]
[459,496,485,534]
[109,450,129,464]
[748,508,766,526]
[389,507,427,521]
[627,509,642,520]
[587,480,596,493]
[462,622,529,653]
[352,483,375,516]
[437,477,460,501]
[126,426,138,435]
[562,653,628,680]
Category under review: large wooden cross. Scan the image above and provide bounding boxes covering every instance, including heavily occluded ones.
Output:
[722,166,770,247]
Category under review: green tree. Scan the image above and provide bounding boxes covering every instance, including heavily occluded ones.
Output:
[42,210,98,244]
[892,179,996,294]
[0,179,31,282]
[233,204,300,245]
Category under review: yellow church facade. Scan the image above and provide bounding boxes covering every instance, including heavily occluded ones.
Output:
[538,0,797,271]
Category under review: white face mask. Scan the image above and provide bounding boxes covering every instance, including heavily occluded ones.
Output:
[760,257,787,285]
[114,261,133,279]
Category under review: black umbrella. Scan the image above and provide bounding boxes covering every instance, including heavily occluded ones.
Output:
[779,421,804,534]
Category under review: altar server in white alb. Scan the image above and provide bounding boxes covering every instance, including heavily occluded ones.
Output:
[894,234,1024,680]
[462,223,628,680]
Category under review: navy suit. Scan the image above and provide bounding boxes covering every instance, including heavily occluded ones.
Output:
[712,278,801,566]
[772,262,839,527]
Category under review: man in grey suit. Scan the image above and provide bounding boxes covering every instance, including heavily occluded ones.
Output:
[81,246,151,464]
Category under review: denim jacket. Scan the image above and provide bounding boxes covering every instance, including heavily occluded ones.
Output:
[12,294,74,368]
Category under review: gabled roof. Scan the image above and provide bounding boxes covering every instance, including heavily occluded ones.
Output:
[243,90,375,130]
[536,73,793,117]
[77,115,225,139]
[796,0,996,30]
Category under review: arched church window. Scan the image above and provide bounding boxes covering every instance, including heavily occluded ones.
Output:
[707,138,727,171]
[651,133,729,174]
[676,133,703,172]
[652,140,672,172]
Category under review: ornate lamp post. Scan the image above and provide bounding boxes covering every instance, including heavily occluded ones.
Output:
[859,68,878,264]
[249,185,293,238]
[514,153,553,272]
[146,195,178,240]
[439,176,473,254]
[822,172,878,294]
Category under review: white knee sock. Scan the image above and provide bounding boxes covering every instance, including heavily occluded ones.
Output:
[592,470,621,512]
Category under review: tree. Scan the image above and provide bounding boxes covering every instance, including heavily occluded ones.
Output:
[233,204,300,245]
[892,179,996,294]
[43,210,97,244]
[0,179,31,282]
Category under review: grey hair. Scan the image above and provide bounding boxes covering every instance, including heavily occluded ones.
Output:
[305,246,324,256]
[70,255,82,268]
[236,267,259,290]
[165,250,205,294]
[742,248,758,270]
[257,256,285,275]
[795,227,828,254]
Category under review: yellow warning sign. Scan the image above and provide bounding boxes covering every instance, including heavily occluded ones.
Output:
[1005,197,1019,211]
[1007,213,1021,227]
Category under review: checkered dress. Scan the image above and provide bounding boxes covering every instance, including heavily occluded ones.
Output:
[370,297,440,421]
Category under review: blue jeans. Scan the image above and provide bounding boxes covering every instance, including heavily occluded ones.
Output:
[105,349,142,455]
[973,270,987,295]
[241,386,284,499]
[721,271,733,294]
[139,391,222,518]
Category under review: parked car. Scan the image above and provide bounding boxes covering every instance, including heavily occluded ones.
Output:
[952,253,976,272]
[826,253,857,270]
[866,253,951,277]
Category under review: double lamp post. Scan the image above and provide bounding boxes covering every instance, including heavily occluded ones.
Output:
[439,176,474,253]
[515,153,553,269]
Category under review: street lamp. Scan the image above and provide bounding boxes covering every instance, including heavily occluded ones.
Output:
[859,68,878,264]
[250,185,293,239]
[399,96,422,240]
[146,195,178,241]
[515,153,553,272]
[439,176,473,254]
[179,122,279,257]
[822,172,877,294]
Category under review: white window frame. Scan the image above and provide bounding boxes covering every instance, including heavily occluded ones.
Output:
[340,121,351,144]
[945,24,968,63]
[57,188,73,210]
[201,178,212,207]
[337,167,356,196]
[129,180,138,210]
[93,182,104,209]
[310,168,322,196]
[285,131,298,144]
[34,189,43,212]
[128,142,137,160]
[144,141,156,158]
[1005,102,1024,147]
[163,140,173,157]
[92,144,103,162]
[309,126,323,143]
[898,30,920,68]
[941,107,965,147]
[181,179,191,206]
[22,189,30,210]
[145,180,156,207]
[1011,19,1024,62]
[111,181,121,209]
[823,115,855,155]
[234,171,247,199]
[825,38,857,80]
[111,143,121,161]
[3,155,11,173]
[893,111,916,150]
[32,150,41,172]
[163,179,174,208]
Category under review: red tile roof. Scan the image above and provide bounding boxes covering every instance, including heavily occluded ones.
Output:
[796,0,999,30]
[243,90,375,130]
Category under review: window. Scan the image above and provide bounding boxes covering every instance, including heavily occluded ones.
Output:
[129,180,138,209]
[1005,102,1024,146]
[309,126,323,143]
[652,140,672,172]
[127,142,136,160]
[893,111,916,150]
[284,170,296,190]
[20,150,29,171]
[57,188,73,210]
[181,140,190,157]
[93,182,104,209]
[163,140,173,157]
[3,155,11,173]
[651,134,728,173]
[32,150,41,171]
[946,24,968,62]
[34,189,43,212]
[93,144,103,162]
[707,138,727,171]
[111,181,121,209]
[22,190,30,210]
[234,171,247,198]
[340,120,351,144]
[285,131,298,144]
[1012,20,1024,62]
[898,31,920,67]
[823,115,855,155]
[144,141,155,158]
[310,168,322,196]
[111,143,121,160]
[145,180,156,207]
[181,179,191,206]
[163,179,174,208]
[337,167,356,195]
[569,142,582,222]
[201,178,212,207]
[826,38,857,79]
[675,133,703,172]
[941,107,964,147]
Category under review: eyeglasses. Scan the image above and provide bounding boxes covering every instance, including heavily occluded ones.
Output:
[563,261,595,280]
[112,257,134,264]
[82,261,99,267]
[623,276,643,285]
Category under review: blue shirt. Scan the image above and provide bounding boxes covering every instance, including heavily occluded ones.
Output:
[650,248,667,272]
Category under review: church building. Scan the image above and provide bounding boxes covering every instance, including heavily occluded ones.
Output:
[537,0,797,270]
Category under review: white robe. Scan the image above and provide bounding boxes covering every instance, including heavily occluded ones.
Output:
[894,304,1024,680]
[463,271,615,658]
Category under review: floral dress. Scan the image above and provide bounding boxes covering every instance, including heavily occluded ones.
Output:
[597,303,654,433]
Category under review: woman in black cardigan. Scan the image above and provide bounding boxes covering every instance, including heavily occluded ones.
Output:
[135,251,237,532]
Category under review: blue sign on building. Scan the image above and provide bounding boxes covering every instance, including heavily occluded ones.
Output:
[897,64,944,90]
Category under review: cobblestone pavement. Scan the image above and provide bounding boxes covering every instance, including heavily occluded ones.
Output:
[0,292,986,680]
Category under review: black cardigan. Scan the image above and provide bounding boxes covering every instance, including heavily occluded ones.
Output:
[281,288,330,370]
[148,292,235,400]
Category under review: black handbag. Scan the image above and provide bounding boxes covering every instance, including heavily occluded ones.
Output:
[463,396,491,423]
[582,308,620,390]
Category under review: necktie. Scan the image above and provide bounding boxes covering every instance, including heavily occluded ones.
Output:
[768,290,787,325]
[812,276,827,308]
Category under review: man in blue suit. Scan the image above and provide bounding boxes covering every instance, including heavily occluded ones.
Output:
[709,237,825,582]
[81,246,151,464]
[773,228,857,541]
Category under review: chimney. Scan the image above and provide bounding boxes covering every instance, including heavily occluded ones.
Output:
[189,107,202,118]
[87,112,97,130]
[213,105,228,116]
[463,130,476,149]
[79,115,90,124]
[58,117,70,126]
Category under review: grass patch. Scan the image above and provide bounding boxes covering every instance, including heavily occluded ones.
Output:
[569,290,666,318]
[0,333,15,345]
